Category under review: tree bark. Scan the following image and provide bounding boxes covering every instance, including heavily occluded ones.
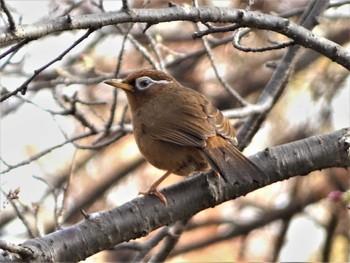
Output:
[1,6,349,70]
[20,128,350,262]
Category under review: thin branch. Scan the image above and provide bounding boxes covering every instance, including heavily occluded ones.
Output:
[237,0,330,150]
[0,189,36,238]
[193,0,247,105]
[279,0,350,18]
[92,89,118,145]
[149,219,190,262]
[32,176,61,231]
[2,35,235,118]
[53,148,85,232]
[62,93,98,133]
[193,23,240,38]
[90,24,132,145]
[75,130,126,150]
[171,192,320,257]
[0,38,31,60]
[0,28,95,102]
[271,217,292,261]
[165,35,234,68]
[233,28,295,52]
[114,24,133,76]
[130,227,170,262]
[322,205,339,262]
[222,98,272,119]
[52,0,84,17]
[0,0,16,30]
[0,130,95,174]
[199,29,247,106]
[144,30,166,71]
[115,25,159,70]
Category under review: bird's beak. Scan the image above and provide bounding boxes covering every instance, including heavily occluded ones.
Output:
[103,79,133,92]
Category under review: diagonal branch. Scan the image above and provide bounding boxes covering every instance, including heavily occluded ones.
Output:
[19,128,350,262]
[0,28,95,102]
[237,0,330,150]
[0,0,16,30]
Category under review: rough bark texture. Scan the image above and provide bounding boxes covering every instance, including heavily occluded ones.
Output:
[21,128,350,262]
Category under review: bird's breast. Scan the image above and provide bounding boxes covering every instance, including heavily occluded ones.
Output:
[131,101,209,176]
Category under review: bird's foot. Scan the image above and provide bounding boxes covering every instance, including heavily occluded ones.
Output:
[139,188,168,207]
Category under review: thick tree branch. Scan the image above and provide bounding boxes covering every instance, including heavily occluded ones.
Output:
[0,7,349,69]
[18,128,350,262]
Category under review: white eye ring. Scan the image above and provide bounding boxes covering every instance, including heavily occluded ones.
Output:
[135,76,154,90]
[135,76,172,90]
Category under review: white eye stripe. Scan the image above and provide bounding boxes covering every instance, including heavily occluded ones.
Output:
[135,76,172,90]
[154,80,172,85]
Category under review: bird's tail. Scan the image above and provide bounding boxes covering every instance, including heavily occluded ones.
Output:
[202,136,266,185]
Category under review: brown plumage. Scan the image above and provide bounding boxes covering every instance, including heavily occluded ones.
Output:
[104,69,265,204]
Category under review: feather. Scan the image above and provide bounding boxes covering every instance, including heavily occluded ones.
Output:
[203,136,266,184]
[144,86,237,149]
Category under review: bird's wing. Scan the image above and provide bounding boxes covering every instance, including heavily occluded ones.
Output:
[202,97,237,144]
[149,102,214,147]
[147,88,236,148]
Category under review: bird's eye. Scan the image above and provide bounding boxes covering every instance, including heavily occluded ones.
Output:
[135,77,153,90]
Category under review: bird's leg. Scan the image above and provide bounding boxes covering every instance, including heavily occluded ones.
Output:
[139,170,172,206]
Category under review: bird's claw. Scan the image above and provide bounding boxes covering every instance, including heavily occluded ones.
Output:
[139,189,168,207]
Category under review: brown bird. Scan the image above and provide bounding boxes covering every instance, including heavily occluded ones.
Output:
[104,69,265,205]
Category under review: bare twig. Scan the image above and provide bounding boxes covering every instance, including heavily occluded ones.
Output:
[91,24,132,145]
[57,148,78,229]
[115,25,160,70]
[237,0,330,150]
[0,38,31,60]
[144,30,166,71]
[0,0,16,30]
[0,28,95,102]
[149,219,190,262]
[130,227,170,262]
[32,176,62,231]
[193,23,240,38]
[0,131,95,174]
[322,204,339,262]
[222,98,272,119]
[233,28,295,52]
[165,35,234,68]
[0,189,36,238]
[52,0,84,17]
[200,32,247,106]
[193,0,247,106]
[115,24,133,76]
[279,0,350,18]
[170,191,324,257]
[92,89,118,145]
[63,93,98,133]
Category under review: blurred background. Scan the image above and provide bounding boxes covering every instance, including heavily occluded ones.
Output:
[0,0,349,262]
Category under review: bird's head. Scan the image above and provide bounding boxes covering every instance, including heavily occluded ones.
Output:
[104,69,179,109]
[104,69,178,93]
